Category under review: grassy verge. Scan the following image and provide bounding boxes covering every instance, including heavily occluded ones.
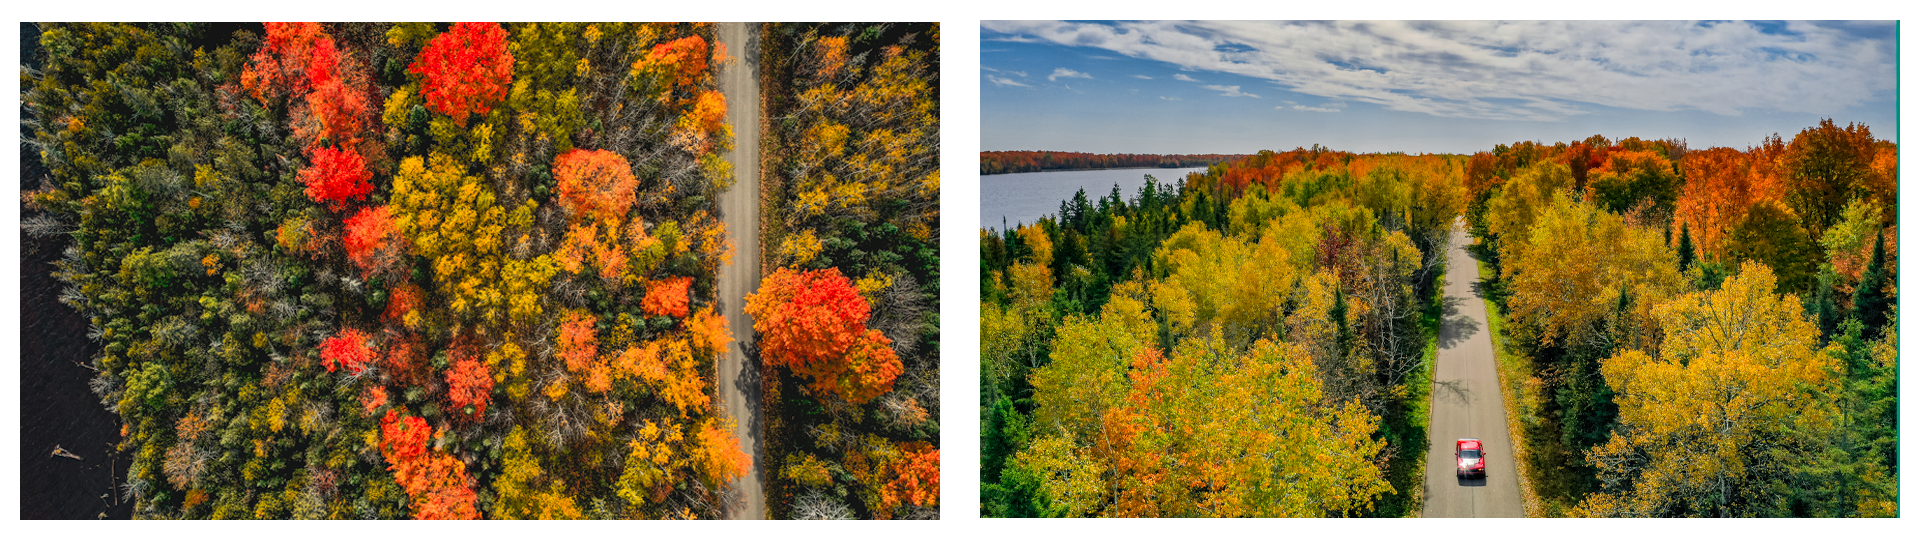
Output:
[755,22,792,519]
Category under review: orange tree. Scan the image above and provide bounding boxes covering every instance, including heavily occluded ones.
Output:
[746,267,901,404]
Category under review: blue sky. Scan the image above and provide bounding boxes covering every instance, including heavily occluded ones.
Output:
[981,21,1898,155]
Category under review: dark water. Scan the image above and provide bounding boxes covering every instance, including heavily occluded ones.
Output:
[19,21,132,520]
[980,167,1205,230]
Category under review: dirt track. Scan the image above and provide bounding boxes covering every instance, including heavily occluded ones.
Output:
[1422,222,1526,518]
[715,22,765,520]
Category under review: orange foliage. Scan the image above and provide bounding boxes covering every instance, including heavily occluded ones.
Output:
[685,307,732,355]
[642,276,694,318]
[613,343,667,384]
[878,441,940,517]
[378,411,479,519]
[637,36,710,95]
[344,205,405,278]
[361,387,388,416]
[409,22,513,126]
[552,149,639,223]
[557,310,599,374]
[744,267,902,404]
[446,352,493,419]
[692,419,751,488]
[383,282,423,327]
[241,23,330,104]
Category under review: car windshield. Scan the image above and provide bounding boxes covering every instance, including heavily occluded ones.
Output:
[1461,449,1481,459]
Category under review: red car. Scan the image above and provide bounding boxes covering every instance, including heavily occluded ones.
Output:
[1456,439,1486,478]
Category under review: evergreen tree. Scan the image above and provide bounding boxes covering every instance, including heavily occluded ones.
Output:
[1851,230,1891,339]
[980,395,1028,484]
[1813,268,1842,341]
[1676,223,1695,274]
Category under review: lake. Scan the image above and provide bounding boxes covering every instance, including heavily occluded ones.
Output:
[980,167,1206,230]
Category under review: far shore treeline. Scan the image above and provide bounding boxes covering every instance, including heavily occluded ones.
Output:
[980,150,1245,175]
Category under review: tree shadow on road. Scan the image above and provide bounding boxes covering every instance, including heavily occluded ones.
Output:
[1437,296,1480,350]
[1433,378,1473,406]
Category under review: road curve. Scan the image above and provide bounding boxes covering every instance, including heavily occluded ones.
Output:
[715,22,765,520]
[1422,221,1526,518]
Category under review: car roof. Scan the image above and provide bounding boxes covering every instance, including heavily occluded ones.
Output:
[1457,439,1482,449]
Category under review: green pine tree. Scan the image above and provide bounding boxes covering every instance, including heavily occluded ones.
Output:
[1851,230,1891,339]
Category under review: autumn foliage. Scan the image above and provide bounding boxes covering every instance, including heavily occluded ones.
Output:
[878,442,940,516]
[446,352,494,418]
[409,22,513,126]
[379,411,480,519]
[745,267,901,404]
[241,23,330,104]
[553,148,639,223]
[300,145,375,211]
[319,328,375,375]
[642,276,693,318]
[344,205,405,277]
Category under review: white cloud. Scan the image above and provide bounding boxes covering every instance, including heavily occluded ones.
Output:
[1172,73,1199,82]
[1289,105,1341,113]
[987,76,1030,87]
[1160,96,1183,101]
[981,20,1895,121]
[1132,74,1154,79]
[1049,67,1094,81]
[1204,85,1261,98]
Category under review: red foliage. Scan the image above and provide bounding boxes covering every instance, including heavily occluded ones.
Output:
[408,22,514,127]
[241,23,330,104]
[445,352,493,419]
[642,276,694,319]
[319,328,375,375]
[344,206,405,278]
[552,149,639,223]
[378,410,479,520]
[557,311,599,374]
[744,267,902,404]
[300,40,371,148]
[361,387,388,415]
[301,145,374,211]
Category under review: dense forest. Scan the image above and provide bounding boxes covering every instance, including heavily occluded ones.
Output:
[754,22,941,519]
[979,120,1897,518]
[21,22,750,519]
[980,150,1245,175]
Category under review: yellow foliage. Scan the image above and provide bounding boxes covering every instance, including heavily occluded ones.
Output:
[1580,262,1841,517]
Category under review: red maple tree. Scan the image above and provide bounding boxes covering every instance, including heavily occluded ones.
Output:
[446,352,493,419]
[378,410,479,519]
[642,276,694,319]
[319,328,375,375]
[300,145,374,211]
[744,267,902,404]
[408,22,514,127]
[241,22,330,104]
[344,205,405,278]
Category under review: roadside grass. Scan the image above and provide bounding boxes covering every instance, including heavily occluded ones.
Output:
[1474,248,1590,517]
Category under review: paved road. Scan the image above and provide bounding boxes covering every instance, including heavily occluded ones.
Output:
[715,22,765,520]
[1422,221,1526,518]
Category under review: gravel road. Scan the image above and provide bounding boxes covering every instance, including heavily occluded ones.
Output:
[715,21,765,520]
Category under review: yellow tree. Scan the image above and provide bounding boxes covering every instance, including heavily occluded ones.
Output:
[1503,192,1682,348]
[1576,262,1841,517]
[388,153,509,323]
